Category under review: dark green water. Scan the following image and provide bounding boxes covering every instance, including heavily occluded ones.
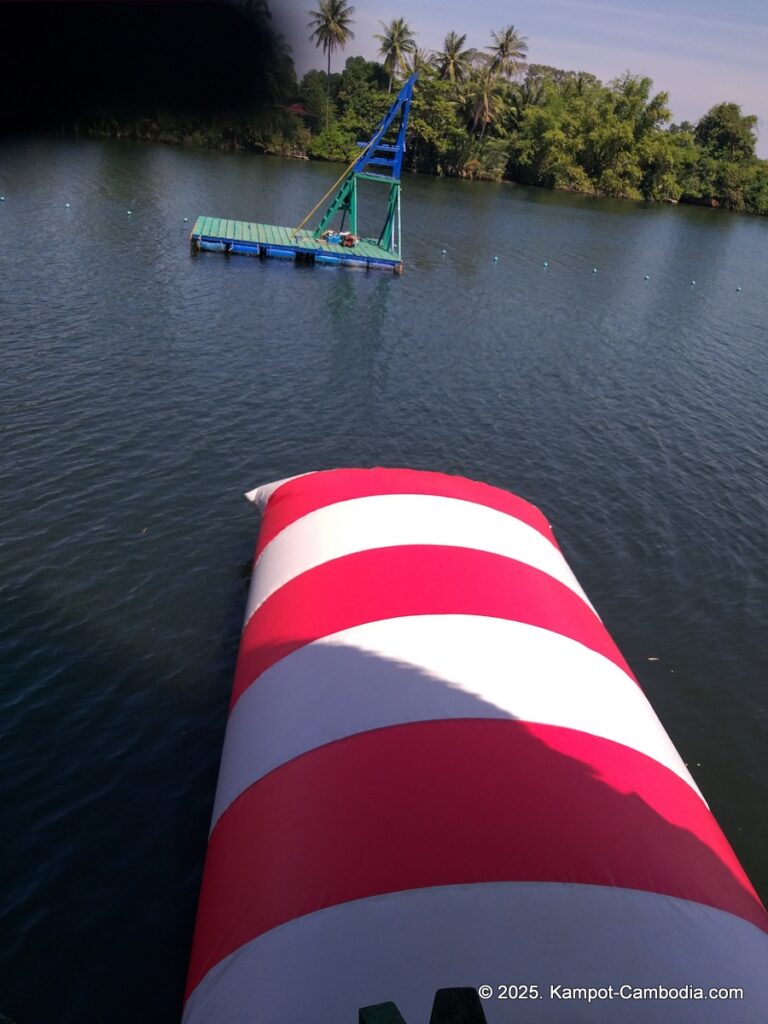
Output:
[1,139,766,1024]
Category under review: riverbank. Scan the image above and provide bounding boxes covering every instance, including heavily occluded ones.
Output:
[69,114,767,217]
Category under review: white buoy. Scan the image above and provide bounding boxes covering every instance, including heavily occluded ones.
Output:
[543,261,548,267]
[65,202,70,208]
[0,196,5,201]
[644,275,649,280]
[127,210,132,215]
[592,267,598,273]
[736,286,742,292]
[184,217,189,223]
[493,256,499,262]
[691,280,696,285]
[441,249,446,255]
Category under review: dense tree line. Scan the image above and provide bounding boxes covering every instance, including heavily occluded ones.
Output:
[78,0,768,216]
[295,0,767,215]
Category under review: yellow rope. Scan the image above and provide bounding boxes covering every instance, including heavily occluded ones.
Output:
[293,136,376,235]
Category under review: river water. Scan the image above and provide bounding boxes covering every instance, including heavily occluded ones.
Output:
[1,138,766,1023]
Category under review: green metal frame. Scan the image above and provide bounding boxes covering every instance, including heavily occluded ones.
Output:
[312,74,416,258]
[315,175,359,237]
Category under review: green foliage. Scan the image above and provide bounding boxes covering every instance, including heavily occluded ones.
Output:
[408,71,465,174]
[526,65,600,92]
[640,130,695,201]
[673,103,765,210]
[336,56,390,125]
[71,1,768,217]
[459,138,510,181]
[308,121,358,162]
[695,103,757,160]
[746,161,768,215]
[83,108,307,158]
[501,69,768,211]
[299,69,337,121]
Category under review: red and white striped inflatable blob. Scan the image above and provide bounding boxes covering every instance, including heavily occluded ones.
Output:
[184,468,768,1023]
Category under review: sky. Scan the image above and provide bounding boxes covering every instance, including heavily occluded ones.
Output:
[272,0,768,157]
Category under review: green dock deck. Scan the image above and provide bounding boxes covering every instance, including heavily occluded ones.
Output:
[190,216,403,272]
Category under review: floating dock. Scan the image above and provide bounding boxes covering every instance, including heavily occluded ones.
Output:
[190,217,403,272]
[189,75,416,275]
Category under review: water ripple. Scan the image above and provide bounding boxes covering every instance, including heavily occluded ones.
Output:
[1,137,767,1024]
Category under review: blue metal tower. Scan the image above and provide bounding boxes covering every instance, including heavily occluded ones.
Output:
[311,74,417,258]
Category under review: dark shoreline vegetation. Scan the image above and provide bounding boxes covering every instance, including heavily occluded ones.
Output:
[37,1,768,216]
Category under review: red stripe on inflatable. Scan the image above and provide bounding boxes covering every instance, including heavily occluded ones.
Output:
[185,719,768,999]
[231,546,632,710]
[254,468,560,559]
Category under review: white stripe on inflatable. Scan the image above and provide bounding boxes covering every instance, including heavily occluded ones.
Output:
[183,881,768,1024]
[243,494,595,625]
[244,473,310,513]
[211,616,700,830]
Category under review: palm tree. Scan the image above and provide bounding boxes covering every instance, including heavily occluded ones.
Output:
[407,47,433,76]
[561,71,599,99]
[307,0,355,127]
[434,31,475,85]
[375,17,416,92]
[486,25,528,79]
[504,79,544,133]
[459,66,503,139]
